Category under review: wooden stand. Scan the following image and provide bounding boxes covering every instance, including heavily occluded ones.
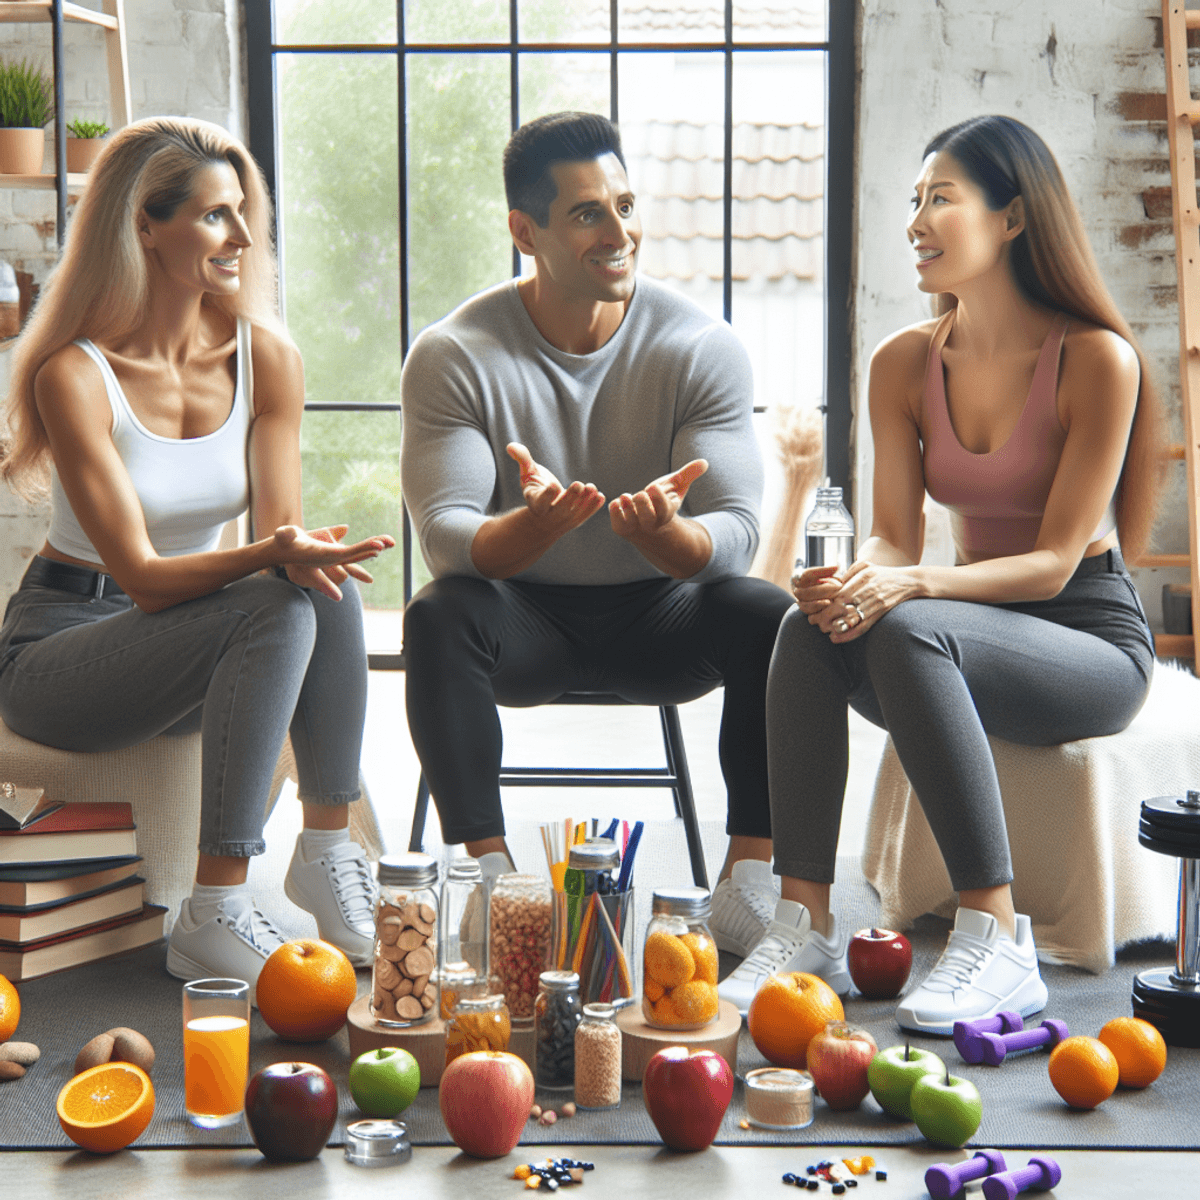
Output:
[614,999,741,1082]
[346,994,447,1088]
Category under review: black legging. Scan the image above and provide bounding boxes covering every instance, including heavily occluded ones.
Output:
[404,574,793,844]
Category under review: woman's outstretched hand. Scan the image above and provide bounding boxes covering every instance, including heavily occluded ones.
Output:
[273,524,395,601]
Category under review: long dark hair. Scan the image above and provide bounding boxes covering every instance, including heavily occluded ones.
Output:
[923,115,1165,559]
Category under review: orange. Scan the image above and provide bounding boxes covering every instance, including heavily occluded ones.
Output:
[0,973,18,1042]
[644,931,695,988]
[671,980,719,1024]
[680,932,719,985]
[56,1062,155,1153]
[747,972,844,1069]
[256,938,357,1042]
[1098,1017,1167,1089]
[1048,1035,1120,1109]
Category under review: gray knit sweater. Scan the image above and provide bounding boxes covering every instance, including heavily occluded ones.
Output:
[400,276,763,586]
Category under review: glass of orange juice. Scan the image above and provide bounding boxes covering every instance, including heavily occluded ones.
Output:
[183,977,251,1128]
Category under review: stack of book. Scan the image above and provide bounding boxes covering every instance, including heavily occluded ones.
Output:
[0,789,166,981]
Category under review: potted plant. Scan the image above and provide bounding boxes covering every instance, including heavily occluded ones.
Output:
[66,118,110,174]
[0,58,54,176]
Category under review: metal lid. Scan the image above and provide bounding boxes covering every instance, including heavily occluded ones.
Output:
[446,857,482,882]
[568,839,620,871]
[539,970,580,992]
[343,1119,413,1168]
[377,852,438,888]
[650,885,711,919]
[582,1002,617,1020]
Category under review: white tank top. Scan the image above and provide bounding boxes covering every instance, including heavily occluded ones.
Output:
[47,317,253,560]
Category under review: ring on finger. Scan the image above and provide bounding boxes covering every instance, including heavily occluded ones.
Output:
[834,618,849,634]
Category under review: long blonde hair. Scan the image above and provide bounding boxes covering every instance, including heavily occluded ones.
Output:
[924,116,1166,560]
[1,116,281,500]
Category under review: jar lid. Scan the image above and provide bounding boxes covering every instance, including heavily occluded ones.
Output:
[568,839,620,871]
[446,857,482,882]
[582,1002,616,1020]
[539,970,580,992]
[377,852,438,888]
[343,1119,413,1167]
[650,885,711,918]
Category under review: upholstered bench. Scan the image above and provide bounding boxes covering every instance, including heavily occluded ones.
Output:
[862,664,1200,973]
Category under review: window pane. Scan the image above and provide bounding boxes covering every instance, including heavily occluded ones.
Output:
[518,53,610,126]
[275,0,397,44]
[733,1,826,44]
[520,0,611,43]
[619,0,725,43]
[406,53,512,339]
[731,51,824,410]
[405,0,508,44]
[620,52,725,322]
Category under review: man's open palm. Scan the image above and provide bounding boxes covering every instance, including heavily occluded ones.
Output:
[609,458,708,537]
[506,442,606,535]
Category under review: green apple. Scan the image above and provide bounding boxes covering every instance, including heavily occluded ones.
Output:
[348,1047,421,1117]
[910,1068,983,1148]
[867,1043,945,1119]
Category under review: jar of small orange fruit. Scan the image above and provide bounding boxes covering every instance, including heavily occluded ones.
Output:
[642,887,720,1031]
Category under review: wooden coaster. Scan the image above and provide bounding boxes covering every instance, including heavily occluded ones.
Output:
[614,998,741,1082]
[346,993,446,1088]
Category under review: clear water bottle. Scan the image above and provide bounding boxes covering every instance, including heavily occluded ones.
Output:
[803,485,855,573]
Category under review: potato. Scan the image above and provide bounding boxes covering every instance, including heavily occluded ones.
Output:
[108,1027,155,1074]
[74,1032,116,1075]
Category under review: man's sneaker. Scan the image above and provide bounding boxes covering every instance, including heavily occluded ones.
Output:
[710,859,780,957]
[284,837,378,967]
[716,898,851,1016]
[895,908,1049,1036]
[166,893,287,1005]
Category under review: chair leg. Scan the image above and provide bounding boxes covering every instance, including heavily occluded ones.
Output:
[409,774,430,853]
[659,705,709,890]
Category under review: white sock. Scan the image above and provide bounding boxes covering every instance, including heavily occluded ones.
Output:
[188,881,248,924]
[299,825,351,862]
[478,850,516,882]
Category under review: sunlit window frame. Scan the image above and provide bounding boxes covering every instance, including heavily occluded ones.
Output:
[244,1,855,668]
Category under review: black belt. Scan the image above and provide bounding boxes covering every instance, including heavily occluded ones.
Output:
[21,555,127,599]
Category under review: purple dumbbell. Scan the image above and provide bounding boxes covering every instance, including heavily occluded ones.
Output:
[954,1011,1024,1063]
[925,1149,1008,1199]
[980,1155,1062,1200]
[964,1018,1070,1067]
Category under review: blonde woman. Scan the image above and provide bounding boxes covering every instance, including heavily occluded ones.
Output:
[0,117,393,998]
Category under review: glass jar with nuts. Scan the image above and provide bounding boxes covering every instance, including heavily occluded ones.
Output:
[489,873,552,1025]
[371,853,439,1027]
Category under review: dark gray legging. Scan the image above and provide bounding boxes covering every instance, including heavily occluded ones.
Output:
[766,549,1155,890]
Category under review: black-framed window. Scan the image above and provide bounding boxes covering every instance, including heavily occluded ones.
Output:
[244,0,854,661]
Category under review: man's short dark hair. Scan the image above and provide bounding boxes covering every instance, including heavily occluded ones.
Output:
[503,112,627,228]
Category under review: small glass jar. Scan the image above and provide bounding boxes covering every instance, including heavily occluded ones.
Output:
[444,990,511,1065]
[744,1067,814,1129]
[489,873,552,1024]
[535,970,581,1090]
[642,886,719,1031]
[574,1002,622,1110]
[438,857,486,1019]
[371,852,439,1028]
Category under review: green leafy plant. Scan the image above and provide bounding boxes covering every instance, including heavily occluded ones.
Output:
[67,118,109,140]
[0,59,54,130]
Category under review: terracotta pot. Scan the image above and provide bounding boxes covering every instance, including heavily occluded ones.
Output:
[66,137,106,174]
[0,127,45,175]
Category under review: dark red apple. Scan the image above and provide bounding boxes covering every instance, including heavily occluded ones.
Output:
[439,1050,535,1159]
[642,1046,734,1152]
[847,927,912,999]
[244,1061,338,1162]
[806,1020,878,1111]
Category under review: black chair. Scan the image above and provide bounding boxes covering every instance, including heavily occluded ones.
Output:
[408,693,709,889]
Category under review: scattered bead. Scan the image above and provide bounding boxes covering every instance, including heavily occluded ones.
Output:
[875,1170,887,1181]
[807,1166,817,1175]
[514,1164,532,1179]
[846,1182,858,1189]
[832,1186,846,1196]
[525,1178,542,1190]
[806,1182,819,1192]
[739,1119,751,1130]
[782,1174,796,1186]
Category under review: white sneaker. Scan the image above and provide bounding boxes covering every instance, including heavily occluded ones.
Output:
[710,859,780,957]
[716,898,851,1015]
[283,837,378,967]
[166,894,287,1006]
[895,908,1049,1036]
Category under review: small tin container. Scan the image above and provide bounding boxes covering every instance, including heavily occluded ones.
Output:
[343,1119,413,1167]
[743,1067,815,1129]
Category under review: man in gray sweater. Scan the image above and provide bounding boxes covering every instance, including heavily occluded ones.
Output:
[400,112,793,957]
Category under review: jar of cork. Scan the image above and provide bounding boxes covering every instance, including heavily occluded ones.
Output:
[574,1003,622,1110]
[371,853,439,1027]
[489,873,552,1026]
[642,887,719,1031]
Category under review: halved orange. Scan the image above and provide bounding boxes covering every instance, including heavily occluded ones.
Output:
[0,973,18,1042]
[56,1061,155,1153]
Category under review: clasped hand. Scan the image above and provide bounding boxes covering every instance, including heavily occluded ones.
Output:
[273,524,395,601]
[792,560,913,643]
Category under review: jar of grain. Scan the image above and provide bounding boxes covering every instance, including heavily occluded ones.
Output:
[444,990,511,1065]
[489,873,552,1025]
[574,1002,622,1110]
[642,886,719,1031]
[535,970,581,1090]
[371,853,439,1027]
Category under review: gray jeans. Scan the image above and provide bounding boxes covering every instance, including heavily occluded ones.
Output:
[766,549,1155,890]
[0,565,368,858]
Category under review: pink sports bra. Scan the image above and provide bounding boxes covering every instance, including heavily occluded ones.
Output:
[922,310,1116,560]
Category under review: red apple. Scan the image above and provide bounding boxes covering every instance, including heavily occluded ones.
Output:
[642,1046,734,1152]
[806,1019,879,1111]
[439,1050,535,1159]
[847,927,912,999]
[244,1062,338,1162]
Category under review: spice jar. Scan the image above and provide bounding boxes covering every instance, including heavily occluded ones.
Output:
[438,857,486,1019]
[444,990,511,1065]
[535,970,581,1090]
[574,1002,622,1110]
[642,886,719,1031]
[371,853,439,1027]
[744,1067,814,1129]
[489,873,552,1024]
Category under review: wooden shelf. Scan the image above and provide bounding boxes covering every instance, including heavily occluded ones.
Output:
[0,171,89,189]
[0,3,118,31]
